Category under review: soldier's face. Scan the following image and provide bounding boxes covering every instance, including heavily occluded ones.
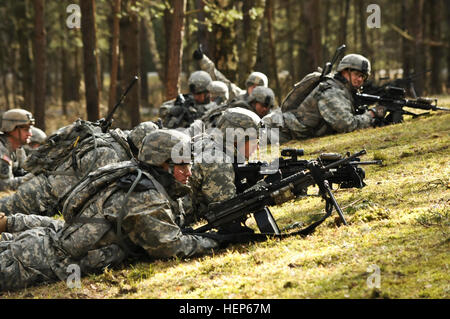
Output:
[173,164,192,184]
[254,102,270,117]
[343,69,366,89]
[193,92,210,104]
[11,125,32,145]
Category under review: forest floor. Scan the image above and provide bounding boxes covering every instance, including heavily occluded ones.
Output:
[1,96,449,299]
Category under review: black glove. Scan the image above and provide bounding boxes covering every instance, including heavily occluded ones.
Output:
[193,45,204,60]
[370,105,387,119]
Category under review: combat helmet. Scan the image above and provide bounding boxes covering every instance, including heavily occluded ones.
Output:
[207,81,229,102]
[1,109,35,132]
[245,72,268,88]
[248,86,275,109]
[128,121,159,154]
[336,54,371,77]
[29,127,47,145]
[188,71,212,94]
[216,107,263,141]
[138,129,191,166]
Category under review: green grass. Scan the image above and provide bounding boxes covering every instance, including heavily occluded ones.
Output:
[1,98,449,299]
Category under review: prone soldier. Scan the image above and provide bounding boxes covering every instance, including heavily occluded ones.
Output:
[185,107,263,225]
[0,129,221,291]
[159,71,214,128]
[263,54,385,143]
[0,120,158,217]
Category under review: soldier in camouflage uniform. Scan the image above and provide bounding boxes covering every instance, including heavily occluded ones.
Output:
[193,46,268,103]
[23,126,47,155]
[0,129,222,291]
[185,107,262,224]
[0,109,35,191]
[263,54,385,143]
[201,86,275,129]
[0,120,158,217]
[159,71,214,128]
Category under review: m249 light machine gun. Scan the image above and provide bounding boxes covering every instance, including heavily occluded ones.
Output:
[192,150,381,238]
[354,86,449,125]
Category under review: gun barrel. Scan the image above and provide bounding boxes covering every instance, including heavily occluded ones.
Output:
[104,75,139,124]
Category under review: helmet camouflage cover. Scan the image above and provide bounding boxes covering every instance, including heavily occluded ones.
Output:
[336,54,371,76]
[138,129,192,166]
[29,126,47,144]
[128,121,159,151]
[245,71,268,88]
[1,109,35,132]
[188,70,212,94]
[207,80,229,102]
[216,107,263,140]
[249,86,275,109]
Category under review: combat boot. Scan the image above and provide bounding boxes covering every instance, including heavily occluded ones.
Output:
[0,212,7,233]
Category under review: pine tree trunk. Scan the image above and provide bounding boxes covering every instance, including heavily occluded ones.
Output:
[120,0,141,128]
[108,0,121,113]
[80,0,100,121]
[429,0,442,94]
[164,0,186,100]
[32,0,46,130]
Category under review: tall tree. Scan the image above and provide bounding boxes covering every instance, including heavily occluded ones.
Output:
[80,0,100,121]
[237,0,266,86]
[429,0,443,94]
[299,0,322,77]
[265,0,281,104]
[108,0,121,113]
[15,1,33,110]
[411,0,426,95]
[32,0,46,130]
[338,0,350,47]
[164,0,186,100]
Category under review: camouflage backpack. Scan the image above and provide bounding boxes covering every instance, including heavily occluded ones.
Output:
[23,119,131,176]
[281,71,324,112]
[281,45,347,112]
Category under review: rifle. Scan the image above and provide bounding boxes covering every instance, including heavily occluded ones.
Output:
[320,44,347,80]
[99,76,139,133]
[362,70,431,98]
[354,86,450,125]
[166,94,197,128]
[192,150,380,237]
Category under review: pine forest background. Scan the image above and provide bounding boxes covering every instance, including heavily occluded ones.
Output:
[0,0,449,132]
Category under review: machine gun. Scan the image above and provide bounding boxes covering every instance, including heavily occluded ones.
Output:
[235,148,380,193]
[362,70,431,98]
[354,86,449,125]
[192,150,380,237]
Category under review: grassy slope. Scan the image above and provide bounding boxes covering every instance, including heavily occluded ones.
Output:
[1,101,449,299]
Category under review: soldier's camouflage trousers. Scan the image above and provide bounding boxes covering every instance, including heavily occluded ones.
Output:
[0,214,124,291]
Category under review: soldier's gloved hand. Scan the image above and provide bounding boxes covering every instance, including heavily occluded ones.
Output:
[169,105,184,116]
[193,45,204,60]
[370,105,387,119]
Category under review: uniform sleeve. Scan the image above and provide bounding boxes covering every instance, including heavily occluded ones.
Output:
[199,55,245,100]
[0,157,26,192]
[122,191,219,259]
[317,86,374,133]
[6,213,65,233]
